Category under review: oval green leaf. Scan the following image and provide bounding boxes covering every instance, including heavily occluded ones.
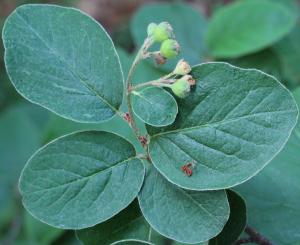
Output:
[138,166,229,244]
[274,24,300,85]
[229,49,283,81]
[209,190,246,245]
[131,2,208,71]
[234,88,300,245]
[24,211,63,245]
[132,87,178,127]
[77,200,165,245]
[148,62,298,190]
[19,131,145,229]
[2,4,123,123]
[206,0,297,58]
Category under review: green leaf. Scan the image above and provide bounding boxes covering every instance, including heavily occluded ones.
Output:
[0,103,48,181]
[272,0,300,16]
[42,113,143,153]
[77,200,166,245]
[2,4,124,123]
[24,211,63,245]
[132,87,178,127]
[229,49,283,81]
[274,24,300,85]
[0,103,48,229]
[52,231,81,245]
[138,166,229,244]
[207,0,297,58]
[131,2,208,72]
[234,88,300,245]
[209,190,246,245]
[19,131,145,229]
[147,62,298,190]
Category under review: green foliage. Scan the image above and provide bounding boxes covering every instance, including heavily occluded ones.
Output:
[2,2,300,245]
[131,2,208,71]
[274,24,300,85]
[207,0,297,58]
[0,103,48,229]
[77,200,165,245]
[132,87,178,126]
[148,62,298,190]
[235,88,300,245]
[138,166,229,244]
[229,49,283,80]
[19,131,145,229]
[209,190,246,245]
[23,211,63,245]
[3,5,123,123]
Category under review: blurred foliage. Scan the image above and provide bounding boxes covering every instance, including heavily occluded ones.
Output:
[0,0,300,244]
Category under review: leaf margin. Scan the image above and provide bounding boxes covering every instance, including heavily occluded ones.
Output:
[2,3,125,123]
[148,61,299,191]
[18,129,146,229]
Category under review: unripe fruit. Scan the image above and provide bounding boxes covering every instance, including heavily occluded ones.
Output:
[160,39,180,59]
[171,75,195,98]
[147,23,157,37]
[152,22,174,42]
[174,59,191,75]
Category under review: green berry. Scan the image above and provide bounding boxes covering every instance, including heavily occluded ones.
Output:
[171,75,195,98]
[152,22,174,42]
[147,23,157,37]
[160,39,180,59]
[174,59,191,75]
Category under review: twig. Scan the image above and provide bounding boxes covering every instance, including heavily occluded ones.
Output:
[234,237,253,245]
[125,37,153,141]
[131,78,174,91]
[234,226,276,245]
[245,226,276,245]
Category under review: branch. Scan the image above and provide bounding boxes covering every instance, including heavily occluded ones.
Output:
[245,226,276,245]
[125,37,152,141]
[234,238,253,245]
[234,226,276,245]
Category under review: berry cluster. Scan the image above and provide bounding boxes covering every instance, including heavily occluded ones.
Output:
[134,22,197,98]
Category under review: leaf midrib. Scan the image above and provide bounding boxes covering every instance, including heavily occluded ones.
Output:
[151,109,296,138]
[14,11,118,113]
[24,155,138,194]
[178,188,225,226]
